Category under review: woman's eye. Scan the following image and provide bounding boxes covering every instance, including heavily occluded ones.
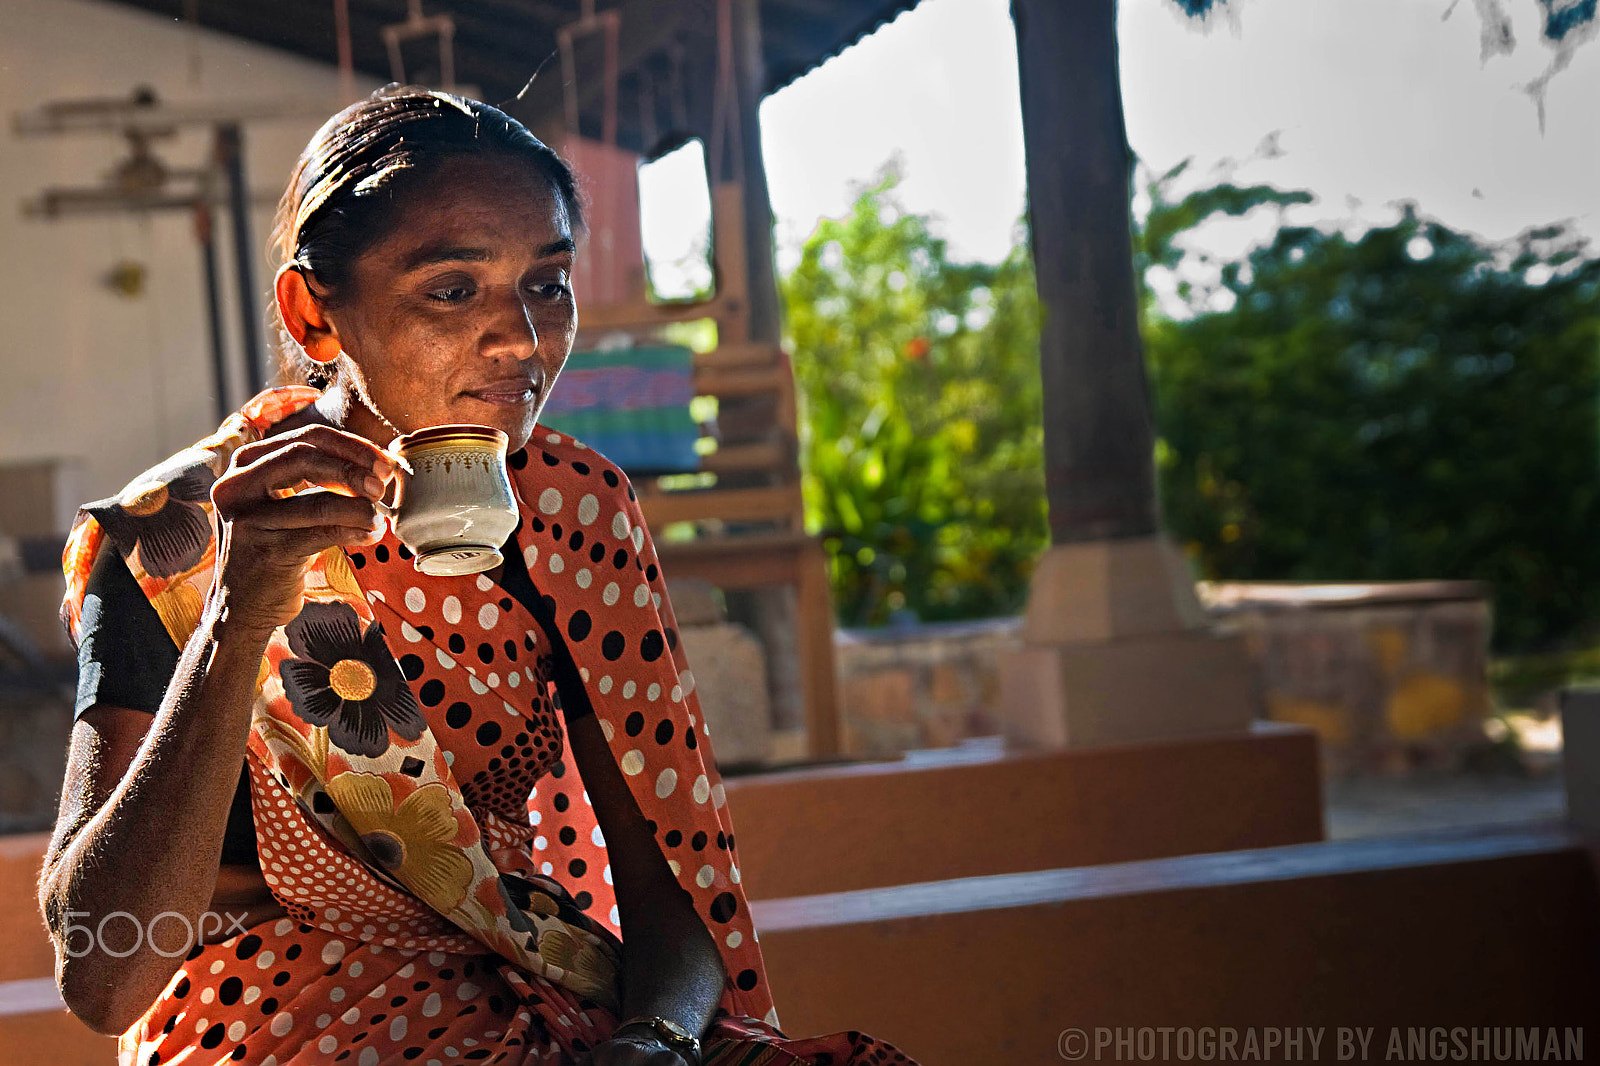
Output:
[530,281,572,300]
[427,285,474,303]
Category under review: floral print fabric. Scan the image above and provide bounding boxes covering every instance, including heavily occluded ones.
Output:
[280,602,426,757]
[60,387,920,1065]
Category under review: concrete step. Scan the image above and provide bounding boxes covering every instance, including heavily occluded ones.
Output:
[752,823,1600,1064]
[725,723,1325,899]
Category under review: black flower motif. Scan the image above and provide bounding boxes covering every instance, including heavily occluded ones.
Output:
[97,465,214,578]
[497,874,543,934]
[281,602,424,756]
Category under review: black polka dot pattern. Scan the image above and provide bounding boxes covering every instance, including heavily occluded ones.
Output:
[710,892,739,923]
[228,417,795,1043]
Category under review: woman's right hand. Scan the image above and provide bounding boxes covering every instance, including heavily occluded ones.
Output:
[210,424,396,634]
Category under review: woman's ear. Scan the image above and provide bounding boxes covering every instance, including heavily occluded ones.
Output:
[274,265,342,363]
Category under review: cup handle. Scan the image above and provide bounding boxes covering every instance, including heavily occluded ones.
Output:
[375,445,408,527]
[383,443,414,475]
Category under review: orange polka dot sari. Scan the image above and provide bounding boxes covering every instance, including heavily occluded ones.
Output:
[61,388,919,1066]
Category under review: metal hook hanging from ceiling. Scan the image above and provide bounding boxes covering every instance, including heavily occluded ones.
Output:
[558,0,621,145]
[706,0,745,186]
[664,40,691,135]
[332,0,356,102]
[381,0,457,90]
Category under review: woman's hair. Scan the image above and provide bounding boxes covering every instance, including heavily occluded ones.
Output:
[271,85,584,389]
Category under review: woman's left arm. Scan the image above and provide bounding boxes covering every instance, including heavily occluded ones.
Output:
[563,691,726,1066]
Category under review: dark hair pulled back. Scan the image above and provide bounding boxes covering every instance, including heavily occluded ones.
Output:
[272,85,584,389]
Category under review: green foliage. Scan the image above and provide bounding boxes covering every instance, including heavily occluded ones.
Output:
[1134,159,1314,277]
[781,166,1047,626]
[1491,644,1600,709]
[785,154,1600,650]
[1146,204,1600,652]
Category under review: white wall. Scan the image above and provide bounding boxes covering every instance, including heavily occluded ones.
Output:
[0,0,380,501]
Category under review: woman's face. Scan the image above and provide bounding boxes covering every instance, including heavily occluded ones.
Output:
[324,153,577,453]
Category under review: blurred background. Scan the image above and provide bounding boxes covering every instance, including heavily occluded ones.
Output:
[1,0,1598,1060]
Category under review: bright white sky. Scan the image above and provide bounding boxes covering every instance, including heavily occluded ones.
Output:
[638,0,1600,296]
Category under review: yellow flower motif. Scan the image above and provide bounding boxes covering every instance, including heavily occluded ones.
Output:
[324,774,474,914]
[458,899,500,932]
[319,547,364,599]
[102,465,215,579]
[149,581,203,647]
[329,658,377,701]
[535,927,618,1001]
[120,483,169,517]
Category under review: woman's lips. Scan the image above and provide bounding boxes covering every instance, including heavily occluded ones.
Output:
[465,382,538,406]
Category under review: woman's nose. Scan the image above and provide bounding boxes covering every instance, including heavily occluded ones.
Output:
[480,288,539,361]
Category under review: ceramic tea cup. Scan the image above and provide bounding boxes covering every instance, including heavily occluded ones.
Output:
[381,424,519,577]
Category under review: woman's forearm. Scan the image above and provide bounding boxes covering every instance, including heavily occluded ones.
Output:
[617,883,727,1040]
[41,587,276,1034]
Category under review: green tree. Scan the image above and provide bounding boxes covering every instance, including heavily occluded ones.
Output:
[786,155,1600,650]
[1132,157,1314,316]
[1146,204,1600,651]
[781,165,1047,627]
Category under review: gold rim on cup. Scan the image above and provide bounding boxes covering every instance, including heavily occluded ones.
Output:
[390,424,509,457]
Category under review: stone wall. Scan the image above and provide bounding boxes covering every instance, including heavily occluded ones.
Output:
[1202,581,1492,777]
[834,618,1020,755]
[829,582,1493,775]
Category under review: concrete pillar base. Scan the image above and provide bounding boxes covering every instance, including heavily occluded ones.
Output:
[1021,535,1207,643]
[998,629,1258,749]
[999,537,1260,749]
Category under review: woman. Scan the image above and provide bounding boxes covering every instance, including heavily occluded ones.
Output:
[40,86,919,1066]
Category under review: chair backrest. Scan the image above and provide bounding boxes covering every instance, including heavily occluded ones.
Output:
[539,345,701,476]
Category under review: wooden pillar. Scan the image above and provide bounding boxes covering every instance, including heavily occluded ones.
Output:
[728,0,782,347]
[699,0,837,750]
[1000,0,1258,749]
[1013,0,1155,545]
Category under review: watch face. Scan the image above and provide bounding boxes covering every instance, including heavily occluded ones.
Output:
[657,1018,694,1042]
[622,1016,698,1053]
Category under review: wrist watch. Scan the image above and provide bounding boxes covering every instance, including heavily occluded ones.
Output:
[616,1015,702,1063]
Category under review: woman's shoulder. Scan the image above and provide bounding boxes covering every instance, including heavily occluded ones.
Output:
[60,399,270,643]
[75,387,312,579]
[80,446,224,581]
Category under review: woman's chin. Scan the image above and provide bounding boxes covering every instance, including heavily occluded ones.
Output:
[373,396,538,452]
[451,399,538,450]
